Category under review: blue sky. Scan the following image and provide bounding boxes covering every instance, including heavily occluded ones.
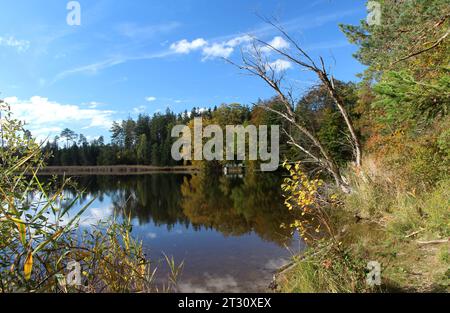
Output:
[0,0,367,142]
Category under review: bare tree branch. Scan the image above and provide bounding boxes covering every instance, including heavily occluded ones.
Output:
[248,18,362,168]
[225,19,363,192]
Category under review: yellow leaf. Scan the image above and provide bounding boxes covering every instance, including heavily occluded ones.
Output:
[15,221,26,246]
[139,263,146,276]
[24,252,33,281]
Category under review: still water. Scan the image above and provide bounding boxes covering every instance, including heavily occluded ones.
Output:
[63,171,304,292]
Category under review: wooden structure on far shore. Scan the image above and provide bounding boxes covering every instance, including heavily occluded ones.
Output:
[223,163,244,176]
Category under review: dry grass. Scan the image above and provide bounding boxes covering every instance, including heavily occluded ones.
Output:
[278,156,449,293]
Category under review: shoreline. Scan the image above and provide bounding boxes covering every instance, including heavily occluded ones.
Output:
[36,165,200,175]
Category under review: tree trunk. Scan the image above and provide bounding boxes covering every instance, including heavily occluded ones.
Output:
[320,74,362,168]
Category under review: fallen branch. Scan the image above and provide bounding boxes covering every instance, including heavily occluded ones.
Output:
[405,229,425,238]
[416,238,449,245]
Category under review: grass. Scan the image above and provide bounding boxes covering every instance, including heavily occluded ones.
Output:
[278,241,372,293]
[277,160,450,293]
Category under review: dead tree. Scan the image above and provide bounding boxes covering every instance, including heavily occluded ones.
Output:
[226,23,362,192]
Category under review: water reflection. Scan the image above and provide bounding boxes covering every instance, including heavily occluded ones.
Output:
[54,171,302,292]
[181,169,294,245]
[64,171,295,246]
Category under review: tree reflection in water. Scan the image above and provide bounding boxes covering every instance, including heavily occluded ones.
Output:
[52,170,296,246]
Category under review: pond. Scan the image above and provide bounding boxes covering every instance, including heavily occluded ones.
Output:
[60,170,304,292]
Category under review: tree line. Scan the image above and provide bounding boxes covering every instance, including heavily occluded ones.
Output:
[44,107,211,166]
[42,81,358,173]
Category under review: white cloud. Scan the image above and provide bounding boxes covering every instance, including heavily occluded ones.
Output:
[146,232,157,239]
[225,35,252,47]
[202,43,234,60]
[4,96,115,141]
[0,35,30,52]
[145,96,157,102]
[268,59,292,72]
[53,50,173,84]
[261,36,290,53]
[53,57,127,83]
[269,36,290,50]
[170,34,252,61]
[168,34,288,62]
[30,127,63,141]
[87,101,102,109]
[170,38,208,54]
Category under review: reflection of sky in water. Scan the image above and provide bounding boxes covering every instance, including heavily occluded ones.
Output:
[64,174,305,292]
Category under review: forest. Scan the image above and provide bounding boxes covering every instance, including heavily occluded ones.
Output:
[44,80,357,173]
